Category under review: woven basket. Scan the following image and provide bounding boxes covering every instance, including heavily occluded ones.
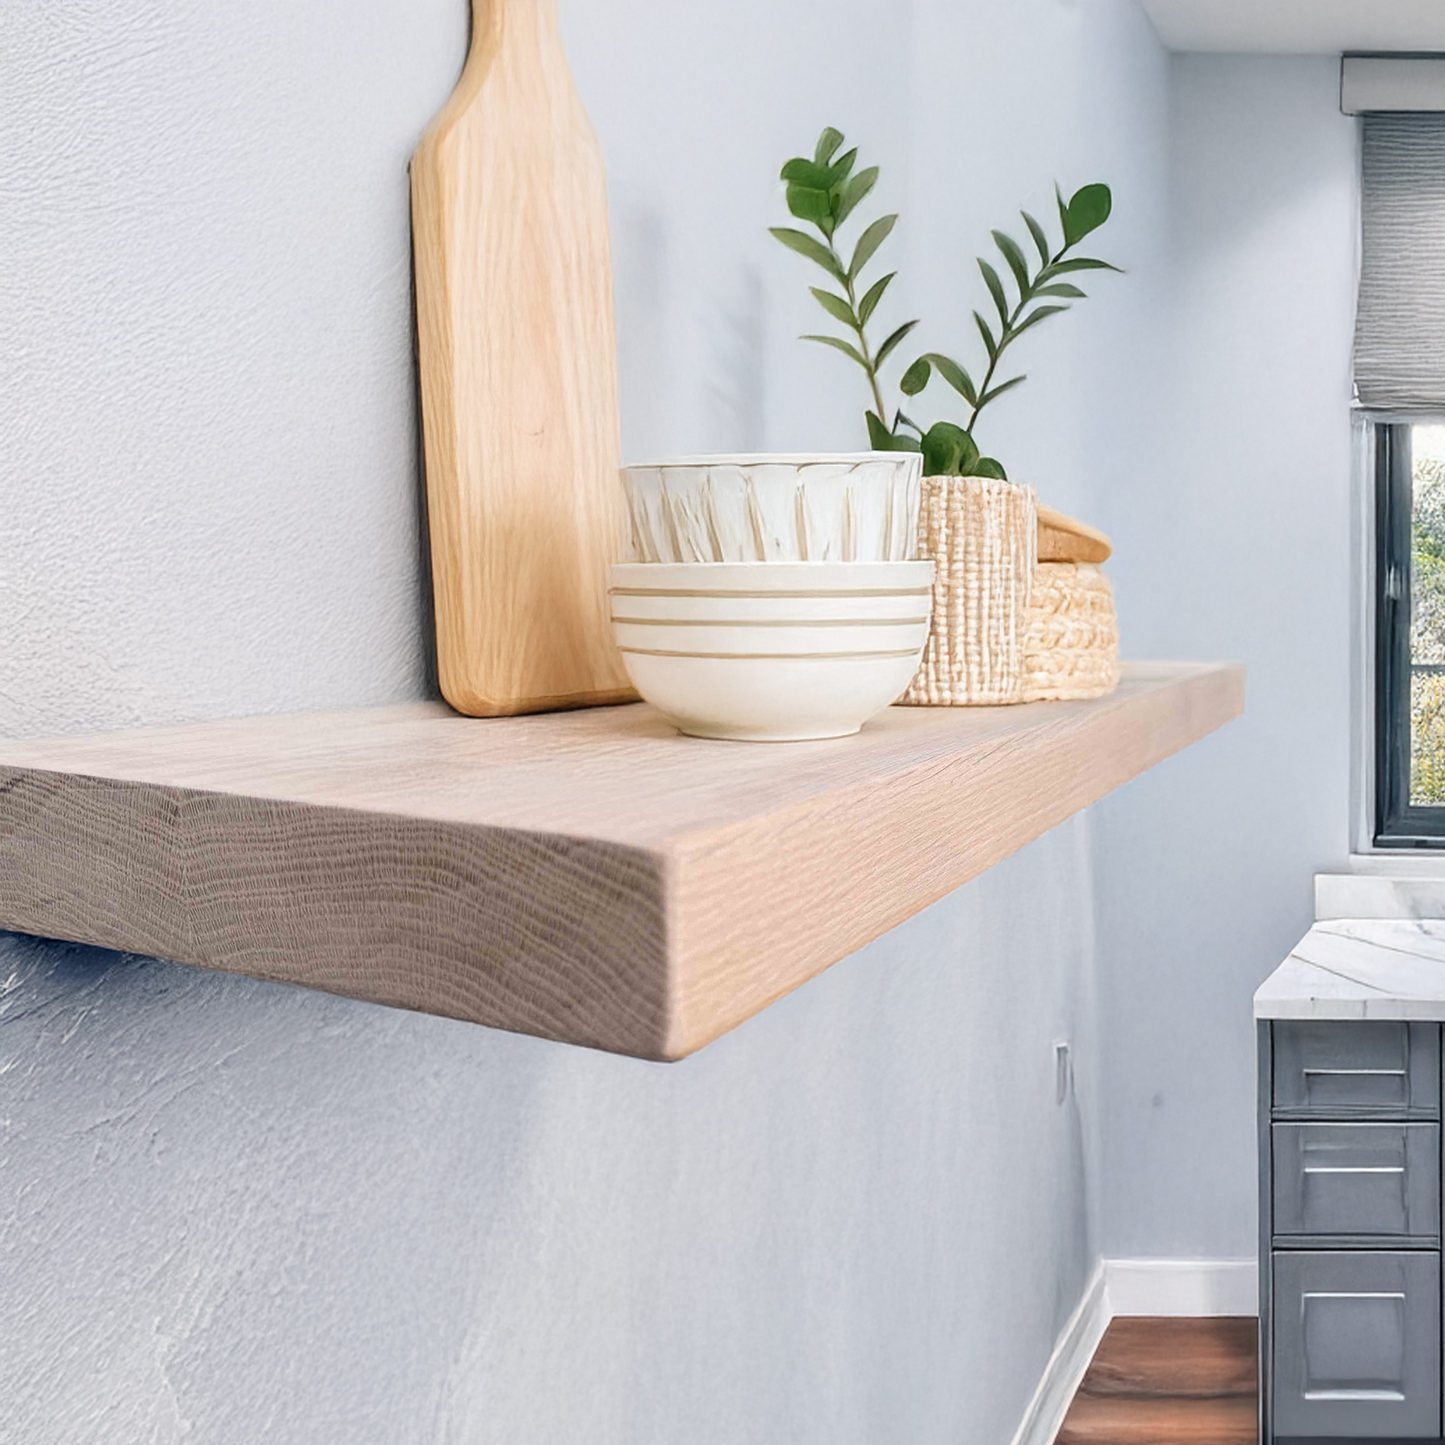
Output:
[901,475,1037,706]
[1022,562,1120,701]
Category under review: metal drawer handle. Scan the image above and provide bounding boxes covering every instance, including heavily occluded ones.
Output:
[1304,1388,1408,1401]
[1301,1068,1408,1077]
[1303,1166,1406,1174]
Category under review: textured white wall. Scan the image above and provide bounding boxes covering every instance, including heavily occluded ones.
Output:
[0,0,467,737]
[0,1,1177,1440]
[1093,55,1359,1258]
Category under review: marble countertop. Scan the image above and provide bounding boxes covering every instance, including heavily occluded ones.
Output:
[1256,918,1445,1020]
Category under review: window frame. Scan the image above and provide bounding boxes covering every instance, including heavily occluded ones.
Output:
[1375,418,1445,846]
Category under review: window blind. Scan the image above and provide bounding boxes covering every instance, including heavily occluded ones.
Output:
[1356,113,1445,411]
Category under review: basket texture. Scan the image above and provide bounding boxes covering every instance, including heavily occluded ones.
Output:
[1022,562,1120,701]
[902,475,1037,706]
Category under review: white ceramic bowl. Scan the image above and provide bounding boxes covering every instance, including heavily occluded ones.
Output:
[609,561,934,741]
[621,453,922,565]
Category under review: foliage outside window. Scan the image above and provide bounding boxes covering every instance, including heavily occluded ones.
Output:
[1377,422,1445,842]
[1412,428,1445,805]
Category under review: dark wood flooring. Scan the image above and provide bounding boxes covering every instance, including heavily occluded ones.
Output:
[1057,1317,1258,1445]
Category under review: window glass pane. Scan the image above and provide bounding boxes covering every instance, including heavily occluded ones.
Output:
[1411,423,1445,803]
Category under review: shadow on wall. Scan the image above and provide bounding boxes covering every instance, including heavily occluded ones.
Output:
[407,238,441,701]
[0,931,149,1015]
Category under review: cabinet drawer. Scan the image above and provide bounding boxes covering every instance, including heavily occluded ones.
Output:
[1273,1022,1440,1118]
[1272,1250,1441,1438]
[1274,1123,1440,1240]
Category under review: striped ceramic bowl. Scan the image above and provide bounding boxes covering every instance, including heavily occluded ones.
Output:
[608,561,934,741]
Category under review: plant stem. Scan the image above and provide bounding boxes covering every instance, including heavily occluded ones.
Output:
[966,238,1075,434]
[823,230,888,423]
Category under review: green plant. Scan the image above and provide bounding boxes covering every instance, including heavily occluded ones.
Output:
[769,128,1120,479]
[768,128,918,441]
[889,183,1120,478]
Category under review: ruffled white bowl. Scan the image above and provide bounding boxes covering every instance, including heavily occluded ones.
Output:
[621,453,922,565]
[609,560,934,741]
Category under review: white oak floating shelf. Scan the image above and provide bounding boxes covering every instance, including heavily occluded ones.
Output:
[0,662,1242,1060]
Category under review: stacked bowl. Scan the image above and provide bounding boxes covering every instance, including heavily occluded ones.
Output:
[611,454,931,741]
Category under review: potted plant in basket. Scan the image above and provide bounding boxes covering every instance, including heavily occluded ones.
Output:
[770,128,1119,703]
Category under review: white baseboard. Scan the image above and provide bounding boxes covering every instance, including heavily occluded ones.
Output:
[1008,1262,1110,1445]
[1008,1258,1256,1445]
[1105,1257,1257,1317]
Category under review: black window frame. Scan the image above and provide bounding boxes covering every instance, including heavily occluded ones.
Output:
[1376,419,1445,845]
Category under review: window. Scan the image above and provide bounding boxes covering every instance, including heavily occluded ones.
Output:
[1376,421,1445,844]
[1352,92,1445,846]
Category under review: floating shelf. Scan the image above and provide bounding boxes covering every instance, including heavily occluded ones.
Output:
[0,662,1242,1059]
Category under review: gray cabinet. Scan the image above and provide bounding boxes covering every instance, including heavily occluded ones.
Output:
[1261,1022,1445,1443]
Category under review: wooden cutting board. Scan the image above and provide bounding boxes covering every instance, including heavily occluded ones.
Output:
[411,0,635,716]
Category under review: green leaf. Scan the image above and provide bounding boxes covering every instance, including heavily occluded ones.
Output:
[857,269,894,326]
[1033,283,1087,300]
[874,318,918,367]
[825,147,858,189]
[809,287,857,326]
[1055,183,1071,240]
[785,184,833,226]
[848,213,897,281]
[920,422,979,478]
[770,227,846,283]
[971,457,1009,480]
[1064,183,1112,246]
[895,411,923,435]
[920,423,960,477]
[973,311,998,360]
[1012,304,1070,339]
[835,166,879,227]
[978,374,1027,407]
[781,158,834,189]
[866,411,921,451]
[802,333,868,369]
[1047,257,1122,275]
[814,127,845,166]
[899,356,931,395]
[1021,210,1051,267]
[977,258,1010,327]
[992,230,1031,295]
[921,352,977,406]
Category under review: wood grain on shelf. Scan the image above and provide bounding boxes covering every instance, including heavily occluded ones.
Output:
[0,662,1242,1060]
[410,0,635,717]
[1058,1316,1258,1445]
[1038,503,1113,564]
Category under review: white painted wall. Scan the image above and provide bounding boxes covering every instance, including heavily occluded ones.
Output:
[1093,54,1359,1258]
[3,1,1306,1440]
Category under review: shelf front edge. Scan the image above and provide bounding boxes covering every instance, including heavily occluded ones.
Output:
[662,662,1244,1057]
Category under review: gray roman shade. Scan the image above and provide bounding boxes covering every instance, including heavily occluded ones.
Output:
[1357,113,1445,411]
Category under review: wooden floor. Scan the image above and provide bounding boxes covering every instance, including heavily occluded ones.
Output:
[1057,1317,1258,1445]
